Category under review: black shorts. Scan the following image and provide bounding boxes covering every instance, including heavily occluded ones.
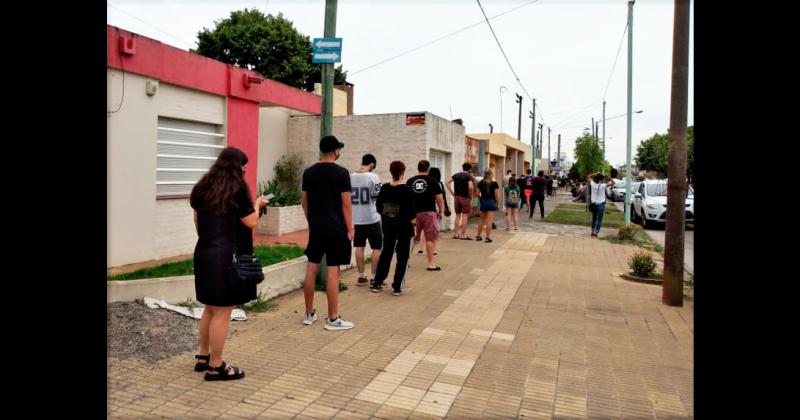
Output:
[354,222,382,249]
[304,231,352,266]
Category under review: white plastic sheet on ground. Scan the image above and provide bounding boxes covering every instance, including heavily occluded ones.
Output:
[143,297,247,321]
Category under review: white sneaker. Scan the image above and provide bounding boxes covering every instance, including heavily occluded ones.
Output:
[302,310,317,325]
[324,315,354,331]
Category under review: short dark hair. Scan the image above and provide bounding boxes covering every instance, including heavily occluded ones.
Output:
[526,169,532,175]
[361,153,377,167]
[507,170,512,174]
[593,173,605,182]
[418,160,430,172]
[538,170,545,176]
[319,135,344,153]
[389,161,405,180]
[462,162,472,171]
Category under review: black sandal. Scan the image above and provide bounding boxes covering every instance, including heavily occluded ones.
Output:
[426,266,442,271]
[485,238,493,243]
[460,236,472,240]
[194,354,210,372]
[204,361,245,381]
[475,236,483,241]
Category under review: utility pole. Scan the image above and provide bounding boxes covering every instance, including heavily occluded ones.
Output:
[547,127,551,167]
[516,93,523,141]
[499,86,507,133]
[591,117,595,138]
[624,0,635,225]
[489,123,494,133]
[537,123,543,162]
[317,0,338,285]
[320,0,338,138]
[663,0,690,307]
[602,100,606,174]
[557,134,561,171]
[529,98,536,170]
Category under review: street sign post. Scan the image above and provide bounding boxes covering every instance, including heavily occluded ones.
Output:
[312,37,342,63]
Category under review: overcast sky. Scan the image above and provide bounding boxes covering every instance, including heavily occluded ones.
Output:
[108,0,693,167]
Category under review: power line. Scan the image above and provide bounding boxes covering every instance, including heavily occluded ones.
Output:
[476,0,534,101]
[349,0,540,76]
[107,3,195,49]
[601,21,629,100]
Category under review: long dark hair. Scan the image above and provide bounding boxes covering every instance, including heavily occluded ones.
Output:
[428,167,442,182]
[190,147,251,215]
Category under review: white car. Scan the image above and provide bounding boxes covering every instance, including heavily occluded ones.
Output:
[632,179,694,228]
[610,180,640,202]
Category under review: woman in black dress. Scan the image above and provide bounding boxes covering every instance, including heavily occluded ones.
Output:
[189,147,268,381]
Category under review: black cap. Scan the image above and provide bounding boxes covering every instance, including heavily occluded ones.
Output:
[320,135,344,153]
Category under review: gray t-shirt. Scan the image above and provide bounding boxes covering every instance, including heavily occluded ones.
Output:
[350,171,382,225]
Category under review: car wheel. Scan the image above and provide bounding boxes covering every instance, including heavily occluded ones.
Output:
[642,212,654,229]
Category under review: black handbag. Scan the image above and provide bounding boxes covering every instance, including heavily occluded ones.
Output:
[228,249,265,287]
[588,183,601,213]
[227,212,264,287]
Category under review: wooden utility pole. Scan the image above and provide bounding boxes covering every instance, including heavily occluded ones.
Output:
[663,0,690,307]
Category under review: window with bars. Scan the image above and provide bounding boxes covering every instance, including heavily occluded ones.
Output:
[156,117,225,198]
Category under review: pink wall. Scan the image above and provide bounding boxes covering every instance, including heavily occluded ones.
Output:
[226,97,261,200]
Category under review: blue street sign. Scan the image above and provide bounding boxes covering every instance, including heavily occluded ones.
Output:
[312,37,342,63]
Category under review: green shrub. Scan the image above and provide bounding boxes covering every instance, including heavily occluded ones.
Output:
[618,224,641,241]
[258,154,304,207]
[628,251,657,277]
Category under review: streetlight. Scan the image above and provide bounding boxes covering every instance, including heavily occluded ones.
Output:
[604,109,643,122]
[499,86,508,133]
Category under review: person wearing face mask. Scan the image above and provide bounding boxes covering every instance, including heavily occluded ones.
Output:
[300,135,355,331]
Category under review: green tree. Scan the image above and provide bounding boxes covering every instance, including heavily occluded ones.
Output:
[568,164,580,180]
[635,126,694,180]
[573,131,605,179]
[195,9,346,91]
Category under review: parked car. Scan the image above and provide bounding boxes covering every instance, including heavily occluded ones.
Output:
[610,180,640,202]
[632,179,694,228]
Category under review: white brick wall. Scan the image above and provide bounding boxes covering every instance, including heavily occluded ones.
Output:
[256,205,308,236]
[286,112,466,231]
[154,199,197,260]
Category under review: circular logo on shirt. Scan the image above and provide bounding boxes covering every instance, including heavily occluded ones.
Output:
[412,179,429,193]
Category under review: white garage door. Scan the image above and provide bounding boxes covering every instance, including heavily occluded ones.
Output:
[156,117,225,198]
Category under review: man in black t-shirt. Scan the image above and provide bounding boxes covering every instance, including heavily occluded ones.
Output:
[300,135,354,331]
[517,170,530,211]
[446,162,475,240]
[530,170,547,219]
[407,160,444,271]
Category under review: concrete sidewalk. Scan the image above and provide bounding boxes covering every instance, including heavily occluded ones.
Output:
[108,216,693,419]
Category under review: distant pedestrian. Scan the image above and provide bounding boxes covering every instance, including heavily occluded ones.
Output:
[428,167,450,233]
[530,171,547,219]
[587,172,615,237]
[372,161,416,295]
[504,175,521,231]
[475,169,500,243]
[350,154,383,287]
[518,171,530,212]
[546,175,554,197]
[446,162,475,240]
[407,160,445,271]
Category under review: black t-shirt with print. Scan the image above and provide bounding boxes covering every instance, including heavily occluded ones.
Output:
[302,162,351,235]
[406,174,442,213]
